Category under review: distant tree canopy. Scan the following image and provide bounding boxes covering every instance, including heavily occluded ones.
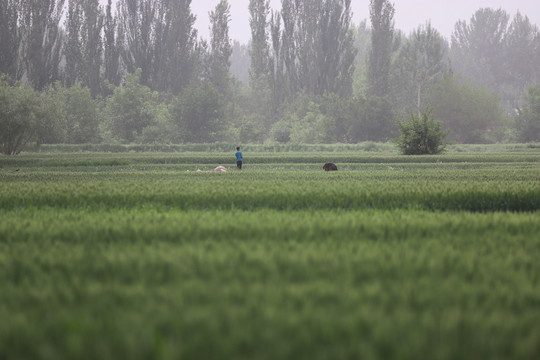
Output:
[270,0,357,100]
[19,0,65,91]
[209,0,232,96]
[0,78,38,155]
[0,0,539,152]
[392,22,449,116]
[0,0,22,79]
[117,0,199,95]
[367,0,396,98]
[451,8,540,111]
[427,75,506,143]
[516,84,540,142]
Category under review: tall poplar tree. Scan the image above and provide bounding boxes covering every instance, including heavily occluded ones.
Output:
[317,0,356,96]
[64,0,82,88]
[451,8,509,92]
[393,23,449,116]
[154,0,198,94]
[0,0,22,79]
[269,9,286,111]
[103,0,121,87]
[117,0,198,94]
[209,0,232,95]
[247,0,273,128]
[367,0,395,98]
[504,13,540,109]
[249,0,271,85]
[80,0,104,97]
[271,0,356,98]
[117,0,157,86]
[19,0,65,90]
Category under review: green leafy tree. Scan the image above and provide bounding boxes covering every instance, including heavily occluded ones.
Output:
[247,0,274,129]
[63,83,101,143]
[364,0,397,140]
[395,108,447,155]
[34,82,100,145]
[139,103,173,144]
[79,0,104,97]
[117,0,157,86]
[238,114,266,143]
[209,0,232,96]
[249,0,271,85]
[270,120,291,143]
[451,8,509,95]
[170,81,225,143]
[269,10,286,112]
[230,41,250,84]
[35,82,67,145]
[153,0,199,94]
[271,0,356,99]
[284,98,335,144]
[352,20,371,95]
[105,69,159,143]
[117,0,199,94]
[516,84,540,142]
[103,0,121,88]
[451,9,540,111]
[367,0,396,98]
[63,0,105,95]
[426,75,506,143]
[392,22,449,116]
[0,0,22,79]
[0,78,38,154]
[348,95,395,142]
[19,0,65,90]
[319,94,359,142]
[504,13,540,110]
[64,0,82,88]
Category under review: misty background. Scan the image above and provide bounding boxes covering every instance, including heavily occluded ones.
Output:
[188,0,540,43]
[1,0,539,154]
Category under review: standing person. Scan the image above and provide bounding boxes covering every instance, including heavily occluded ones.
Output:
[235,146,243,170]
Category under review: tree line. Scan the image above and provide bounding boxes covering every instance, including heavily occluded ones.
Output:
[1,0,539,154]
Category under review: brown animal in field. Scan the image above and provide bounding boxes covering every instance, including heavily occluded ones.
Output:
[323,162,338,171]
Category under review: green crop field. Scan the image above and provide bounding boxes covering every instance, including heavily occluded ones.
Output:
[1,144,539,360]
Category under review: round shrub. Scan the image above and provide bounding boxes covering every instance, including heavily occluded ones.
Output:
[395,109,447,155]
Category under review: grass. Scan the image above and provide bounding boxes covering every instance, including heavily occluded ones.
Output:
[1,146,539,360]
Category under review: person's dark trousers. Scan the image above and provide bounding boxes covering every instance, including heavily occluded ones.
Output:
[237,161,242,169]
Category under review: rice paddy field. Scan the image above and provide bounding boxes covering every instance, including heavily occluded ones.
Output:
[1,144,539,360]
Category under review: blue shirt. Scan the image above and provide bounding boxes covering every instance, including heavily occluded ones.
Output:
[235,151,243,162]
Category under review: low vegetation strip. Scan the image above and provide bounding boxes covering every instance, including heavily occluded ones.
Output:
[2,149,539,168]
[0,148,539,359]
[1,178,539,212]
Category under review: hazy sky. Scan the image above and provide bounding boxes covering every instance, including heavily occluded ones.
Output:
[192,0,540,43]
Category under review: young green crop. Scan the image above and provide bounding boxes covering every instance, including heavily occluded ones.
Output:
[1,209,540,360]
[0,148,539,360]
[1,167,539,211]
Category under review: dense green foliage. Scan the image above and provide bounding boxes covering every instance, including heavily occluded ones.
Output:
[427,75,506,143]
[105,70,161,143]
[451,9,540,110]
[0,78,38,154]
[367,0,395,98]
[1,146,539,359]
[391,22,448,116]
[395,109,447,155]
[516,84,540,142]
